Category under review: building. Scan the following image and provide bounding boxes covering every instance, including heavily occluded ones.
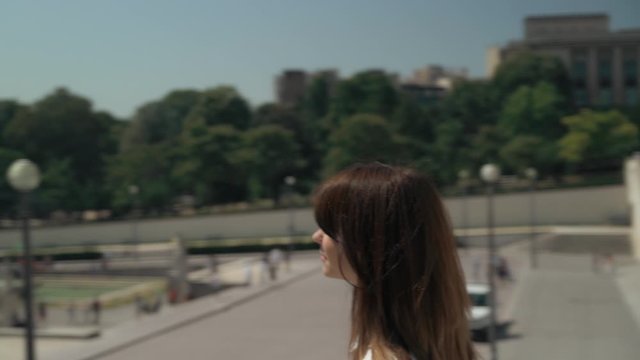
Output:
[310,69,340,98]
[408,65,468,90]
[275,69,340,106]
[275,65,461,107]
[399,83,447,104]
[399,65,467,104]
[489,13,640,107]
[485,47,503,78]
[275,70,308,107]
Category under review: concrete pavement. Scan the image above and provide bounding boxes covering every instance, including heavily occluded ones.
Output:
[93,261,351,360]
[616,261,640,331]
[41,253,350,360]
[1,253,323,360]
[40,244,530,360]
[499,253,640,359]
[3,228,640,360]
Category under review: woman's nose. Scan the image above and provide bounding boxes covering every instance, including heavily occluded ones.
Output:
[312,229,322,245]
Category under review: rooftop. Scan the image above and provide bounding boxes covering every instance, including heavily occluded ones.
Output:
[525,13,608,22]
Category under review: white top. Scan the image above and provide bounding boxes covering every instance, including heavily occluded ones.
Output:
[363,349,416,360]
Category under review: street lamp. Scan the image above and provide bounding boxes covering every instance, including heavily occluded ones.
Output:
[7,159,41,360]
[284,176,296,263]
[480,163,500,360]
[457,169,470,248]
[525,168,538,269]
[128,185,139,260]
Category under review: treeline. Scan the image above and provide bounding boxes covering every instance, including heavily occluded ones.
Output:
[1,53,639,217]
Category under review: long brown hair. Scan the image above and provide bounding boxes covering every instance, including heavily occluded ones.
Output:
[314,163,475,360]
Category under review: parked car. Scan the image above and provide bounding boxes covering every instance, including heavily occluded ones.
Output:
[467,283,491,334]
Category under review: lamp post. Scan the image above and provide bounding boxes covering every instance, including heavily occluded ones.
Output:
[128,185,139,260]
[480,163,500,360]
[525,168,538,269]
[457,169,470,248]
[7,159,41,360]
[284,176,296,254]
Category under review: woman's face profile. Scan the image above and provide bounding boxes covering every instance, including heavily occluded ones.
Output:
[312,228,357,284]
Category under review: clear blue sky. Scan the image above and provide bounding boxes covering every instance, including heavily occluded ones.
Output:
[1,0,638,119]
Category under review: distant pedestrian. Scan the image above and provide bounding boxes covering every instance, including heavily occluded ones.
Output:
[37,302,47,323]
[11,311,24,327]
[268,248,284,281]
[496,256,513,283]
[243,259,253,286]
[91,298,102,325]
[101,254,110,272]
[259,253,270,284]
[135,295,143,317]
[208,254,222,291]
[472,256,482,282]
[210,272,222,292]
[152,293,163,313]
[44,255,54,271]
[168,287,177,304]
[456,236,468,251]
[603,253,616,274]
[284,248,292,272]
[84,302,92,323]
[67,302,77,324]
[592,251,599,273]
[209,255,219,274]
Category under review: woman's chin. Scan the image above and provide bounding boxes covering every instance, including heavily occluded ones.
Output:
[321,264,331,276]
[321,263,336,278]
[323,269,343,280]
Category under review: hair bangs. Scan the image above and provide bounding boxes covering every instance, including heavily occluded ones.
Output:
[313,176,349,242]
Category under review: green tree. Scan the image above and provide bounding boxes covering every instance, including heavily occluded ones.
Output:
[303,76,332,121]
[3,88,120,210]
[0,100,24,139]
[253,103,306,134]
[623,104,640,136]
[183,86,251,131]
[430,120,469,184]
[559,110,638,170]
[323,114,408,176]
[329,71,399,124]
[493,52,573,102]
[0,147,25,215]
[468,125,507,167]
[499,82,568,139]
[121,90,199,151]
[107,143,177,212]
[301,76,338,163]
[173,125,247,205]
[422,80,502,185]
[391,94,435,142]
[240,125,305,203]
[500,135,558,175]
[438,80,500,135]
[253,103,322,184]
[35,158,78,213]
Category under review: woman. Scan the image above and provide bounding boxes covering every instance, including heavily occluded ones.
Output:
[312,162,475,360]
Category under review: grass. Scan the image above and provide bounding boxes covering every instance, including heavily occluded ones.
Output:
[36,284,123,302]
[32,276,166,308]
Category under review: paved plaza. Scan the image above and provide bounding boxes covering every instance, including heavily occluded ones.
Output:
[500,257,640,360]
[1,229,640,360]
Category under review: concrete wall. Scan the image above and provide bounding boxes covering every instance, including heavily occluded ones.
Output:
[625,156,640,260]
[0,185,628,250]
[445,184,627,229]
